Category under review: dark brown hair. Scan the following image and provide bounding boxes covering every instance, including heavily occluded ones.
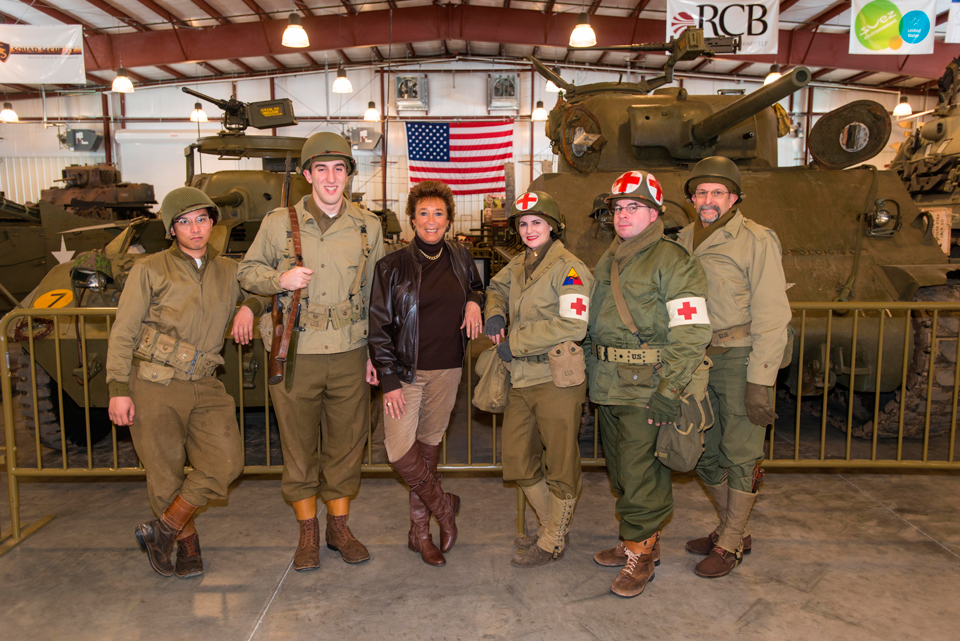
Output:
[405,180,456,225]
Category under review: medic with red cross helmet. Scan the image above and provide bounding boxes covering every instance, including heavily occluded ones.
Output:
[482,190,594,569]
[581,169,712,598]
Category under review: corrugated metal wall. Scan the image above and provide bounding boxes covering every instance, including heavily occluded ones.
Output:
[0,155,106,204]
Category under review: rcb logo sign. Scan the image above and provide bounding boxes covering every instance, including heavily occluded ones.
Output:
[0,42,10,63]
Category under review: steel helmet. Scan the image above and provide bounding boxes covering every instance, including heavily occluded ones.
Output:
[683,156,743,203]
[160,187,218,239]
[507,191,565,236]
[604,170,665,213]
[300,131,357,175]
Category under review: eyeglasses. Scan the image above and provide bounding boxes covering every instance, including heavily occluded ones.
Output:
[612,203,650,215]
[693,189,731,200]
[174,214,212,227]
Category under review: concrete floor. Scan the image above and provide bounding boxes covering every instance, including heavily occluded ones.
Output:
[1,468,959,640]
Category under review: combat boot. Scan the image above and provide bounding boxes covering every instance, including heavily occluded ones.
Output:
[418,442,460,553]
[135,495,198,577]
[593,538,661,567]
[687,481,730,554]
[610,532,659,598]
[175,531,204,578]
[695,487,758,578]
[325,498,371,564]
[513,479,549,549]
[393,445,444,566]
[511,493,576,568]
[292,498,320,571]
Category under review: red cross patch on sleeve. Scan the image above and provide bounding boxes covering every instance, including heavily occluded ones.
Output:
[562,268,583,286]
[666,297,709,327]
[559,293,589,319]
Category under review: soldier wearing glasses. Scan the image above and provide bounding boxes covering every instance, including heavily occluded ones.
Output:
[677,156,791,579]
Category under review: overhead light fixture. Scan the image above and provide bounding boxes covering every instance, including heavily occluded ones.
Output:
[893,96,913,118]
[112,68,134,93]
[282,13,309,48]
[546,67,561,93]
[532,100,548,121]
[763,64,782,86]
[1,102,19,123]
[190,102,208,123]
[332,66,353,94]
[569,12,597,48]
[364,101,381,122]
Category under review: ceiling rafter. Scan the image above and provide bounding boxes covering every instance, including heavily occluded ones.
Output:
[132,0,188,27]
[503,0,510,7]
[13,0,101,32]
[81,0,148,31]
[230,59,255,73]
[844,71,875,83]
[797,1,850,32]
[499,43,505,57]
[691,58,711,72]
[810,68,835,80]
[85,73,109,86]
[371,47,384,62]
[198,61,223,75]
[878,75,911,88]
[337,49,351,64]
[265,55,287,70]
[240,0,268,19]
[629,0,651,19]
[340,1,357,16]
[0,10,29,24]
[587,0,603,15]
[293,1,316,17]
[188,0,231,26]
[156,65,188,79]
[729,62,753,75]
[596,51,609,64]
[544,1,555,15]
[779,0,803,12]
[407,43,417,58]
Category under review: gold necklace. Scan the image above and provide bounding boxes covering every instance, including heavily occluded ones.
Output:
[418,246,443,261]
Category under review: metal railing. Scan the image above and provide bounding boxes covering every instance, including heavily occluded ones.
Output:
[3,301,960,552]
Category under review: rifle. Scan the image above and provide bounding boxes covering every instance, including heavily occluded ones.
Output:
[267,153,301,385]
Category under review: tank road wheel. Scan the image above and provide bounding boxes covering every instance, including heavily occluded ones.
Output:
[15,351,111,450]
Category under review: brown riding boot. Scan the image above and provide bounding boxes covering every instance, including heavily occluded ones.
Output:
[594,538,661,568]
[610,532,659,598]
[395,445,445,566]
[292,498,320,571]
[325,498,371,564]
[135,495,198,577]
[418,442,460,553]
[695,487,758,578]
[175,531,204,579]
[686,481,752,556]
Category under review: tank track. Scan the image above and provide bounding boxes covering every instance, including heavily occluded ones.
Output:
[15,350,65,449]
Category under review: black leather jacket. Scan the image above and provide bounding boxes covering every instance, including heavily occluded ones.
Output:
[368,240,484,389]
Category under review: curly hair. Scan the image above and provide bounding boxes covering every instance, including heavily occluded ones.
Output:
[405,180,456,225]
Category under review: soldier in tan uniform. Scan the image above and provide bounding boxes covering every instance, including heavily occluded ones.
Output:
[107,187,262,578]
[483,191,593,568]
[583,170,711,598]
[677,156,791,578]
[237,132,384,571]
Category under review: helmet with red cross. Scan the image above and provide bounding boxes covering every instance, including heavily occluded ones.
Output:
[604,170,665,213]
[507,190,566,237]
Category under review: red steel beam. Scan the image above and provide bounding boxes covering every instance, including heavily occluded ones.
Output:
[265,55,286,70]
[630,0,652,18]
[779,0,803,12]
[13,0,100,31]
[371,47,384,62]
[157,65,188,79]
[240,0,268,19]
[0,10,28,24]
[301,52,315,66]
[189,0,230,25]
[293,1,316,17]
[587,0,603,15]
[596,51,609,65]
[691,58,711,72]
[844,71,875,83]
[937,11,949,26]
[878,74,911,88]
[337,49,351,64]
[811,68,835,80]
[729,62,753,75]
[230,59,255,73]
[340,1,357,15]
[798,1,850,32]
[132,0,188,26]
[79,6,960,81]
[82,0,148,31]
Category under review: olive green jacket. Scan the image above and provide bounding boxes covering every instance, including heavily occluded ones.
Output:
[677,210,791,386]
[583,235,711,405]
[485,240,593,388]
[106,245,264,397]
[237,195,385,354]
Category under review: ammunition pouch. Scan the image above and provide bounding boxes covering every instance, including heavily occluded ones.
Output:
[133,326,222,381]
[300,296,366,331]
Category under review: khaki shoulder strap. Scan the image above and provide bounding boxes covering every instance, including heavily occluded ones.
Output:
[348,223,371,299]
[609,261,663,373]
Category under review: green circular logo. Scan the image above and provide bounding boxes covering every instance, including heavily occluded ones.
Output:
[854,0,903,51]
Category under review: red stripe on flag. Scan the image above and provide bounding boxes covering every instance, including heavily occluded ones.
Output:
[450,142,513,152]
[448,131,512,140]
[409,177,507,185]
[445,154,512,163]
[410,164,507,174]
[450,121,514,128]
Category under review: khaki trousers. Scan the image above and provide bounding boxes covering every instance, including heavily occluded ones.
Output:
[270,347,370,503]
[128,365,243,516]
[384,368,462,462]
[501,380,585,499]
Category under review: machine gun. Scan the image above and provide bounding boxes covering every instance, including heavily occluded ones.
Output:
[182,87,298,133]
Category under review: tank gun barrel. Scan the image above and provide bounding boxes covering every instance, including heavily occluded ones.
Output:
[691,66,811,144]
[527,57,575,93]
[211,192,244,208]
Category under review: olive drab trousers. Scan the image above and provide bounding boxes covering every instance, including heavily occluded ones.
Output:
[270,346,370,504]
[128,365,244,517]
[598,403,673,542]
[501,380,586,500]
[696,346,767,492]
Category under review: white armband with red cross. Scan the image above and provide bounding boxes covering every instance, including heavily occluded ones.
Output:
[559,293,590,320]
[667,297,709,327]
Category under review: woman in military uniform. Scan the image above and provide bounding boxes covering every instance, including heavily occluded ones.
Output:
[483,191,593,568]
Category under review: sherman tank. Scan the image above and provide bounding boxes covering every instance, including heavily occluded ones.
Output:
[525,28,957,439]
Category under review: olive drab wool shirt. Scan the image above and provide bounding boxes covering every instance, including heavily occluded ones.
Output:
[237,195,385,354]
[485,240,593,389]
[106,245,264,397]
[677,210,791,386]
[583,232,712,405]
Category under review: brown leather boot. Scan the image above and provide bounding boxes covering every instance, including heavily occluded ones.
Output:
[594,539,661,568]
[685,530,752,556]
[694,546,741,578]
[135,495,198,577]
[175,532,204,578]
[293,517,321,571]
[325,510,371,564]
[418,442,460,553]
[516,532,568,551]
[610,532,659,598]
[695,487,758,578]
[408,489,445,566]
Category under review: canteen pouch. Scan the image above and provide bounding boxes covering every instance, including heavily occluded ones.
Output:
[548,341,586,388]
[655,357,714,473]
[473,346,512,413]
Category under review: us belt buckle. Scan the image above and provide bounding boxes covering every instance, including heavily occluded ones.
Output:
[629,350,644,364]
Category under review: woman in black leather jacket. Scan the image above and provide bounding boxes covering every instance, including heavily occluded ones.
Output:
[368,180,484,566]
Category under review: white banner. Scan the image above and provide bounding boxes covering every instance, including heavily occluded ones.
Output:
[0,25,85,85]
[849,0,935,54]
[665,0,779,55]
[947,0,960,44]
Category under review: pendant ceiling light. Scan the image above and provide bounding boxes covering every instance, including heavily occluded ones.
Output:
[0,102,19,123]
[282,13,309,48]
[190,102,208,123]
[332,66,353,94]
[364,101,381,122]
[569,12,597,48]
[893,96,913,118]
[763,64,782,86]
[112,68,134,93]
[532,100,548,121]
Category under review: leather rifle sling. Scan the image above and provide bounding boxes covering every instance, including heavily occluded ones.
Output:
[275,206,304,362]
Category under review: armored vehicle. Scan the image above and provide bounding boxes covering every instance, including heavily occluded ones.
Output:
[10,89,314,449]
[526,28,956,438]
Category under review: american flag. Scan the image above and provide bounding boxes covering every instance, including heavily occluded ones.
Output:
[405,120,513,195]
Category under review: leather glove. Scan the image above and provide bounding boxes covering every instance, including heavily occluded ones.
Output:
[646,392,680,426]
[484,315,506,338]
[744,382,778,426]
[496,338,513,362]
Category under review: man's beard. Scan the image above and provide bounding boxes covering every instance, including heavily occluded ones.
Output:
[698,205,721,223]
